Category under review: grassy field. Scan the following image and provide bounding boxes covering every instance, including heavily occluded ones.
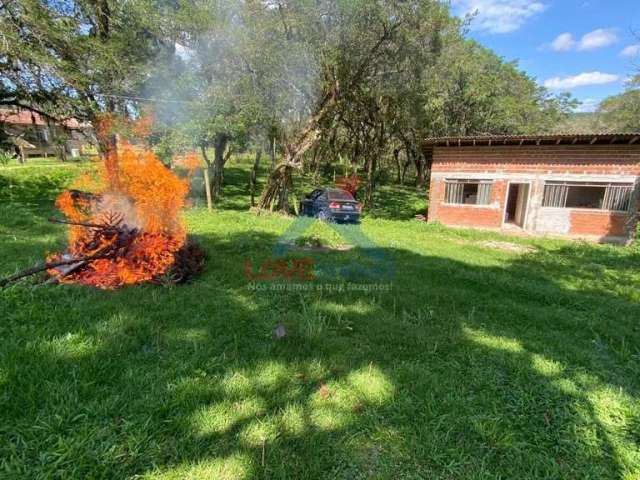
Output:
[1,158,640,479]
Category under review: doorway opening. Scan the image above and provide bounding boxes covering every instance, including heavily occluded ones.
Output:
[505,183,530,227]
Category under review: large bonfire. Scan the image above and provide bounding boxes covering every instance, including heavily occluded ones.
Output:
[49,151,188,287]
[1,115,204,289]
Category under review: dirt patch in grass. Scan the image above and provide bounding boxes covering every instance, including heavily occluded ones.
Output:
[477,240,536,254]
[449,237,537,254]
[289,241,354,253]
[287,235,353,253]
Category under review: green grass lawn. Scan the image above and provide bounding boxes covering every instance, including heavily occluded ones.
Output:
[1,160,640,479]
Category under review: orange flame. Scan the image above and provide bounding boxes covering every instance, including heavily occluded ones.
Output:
[48,115,191,288]
[130,112,155,139]
[174,152,202,174]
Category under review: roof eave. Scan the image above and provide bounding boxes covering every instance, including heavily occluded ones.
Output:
[423,134,640,147]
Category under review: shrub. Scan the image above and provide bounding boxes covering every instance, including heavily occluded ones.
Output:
[0,149,17,166]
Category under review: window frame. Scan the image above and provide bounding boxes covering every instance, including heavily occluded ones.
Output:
[541,181,634,212]
[443,179,494,206]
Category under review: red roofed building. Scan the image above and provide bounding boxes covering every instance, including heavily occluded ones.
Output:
[423,134,640,244]
[0,107,96,160]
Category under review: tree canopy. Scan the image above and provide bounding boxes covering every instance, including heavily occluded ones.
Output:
[1,0,178,150]
[1,0,579,209]
[597,77,640,133]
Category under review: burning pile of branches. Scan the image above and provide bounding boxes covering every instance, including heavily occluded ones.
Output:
[1,129,205,289]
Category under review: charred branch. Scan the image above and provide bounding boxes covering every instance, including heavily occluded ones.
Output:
[0,251,111,288]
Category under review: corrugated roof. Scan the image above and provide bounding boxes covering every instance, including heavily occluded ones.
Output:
[0,109,89,129]
[423,133,640,147]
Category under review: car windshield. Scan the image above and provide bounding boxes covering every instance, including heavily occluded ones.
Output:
[327,190,354,201]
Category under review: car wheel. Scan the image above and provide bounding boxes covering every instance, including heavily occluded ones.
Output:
[317,209,333,223]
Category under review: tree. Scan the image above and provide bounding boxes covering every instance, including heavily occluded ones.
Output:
[420,40,575,137]
[0,0,177,156]
[308,1,450,199]
[150,0,279,207]
[255,0,452,211]
[597,80,640,133]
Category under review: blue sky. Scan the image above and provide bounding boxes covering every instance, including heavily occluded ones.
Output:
[451,0,639,112]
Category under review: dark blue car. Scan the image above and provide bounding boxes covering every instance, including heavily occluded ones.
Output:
[300,188,362,223]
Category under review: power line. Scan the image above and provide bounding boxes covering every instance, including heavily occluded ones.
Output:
[95,93,197,104]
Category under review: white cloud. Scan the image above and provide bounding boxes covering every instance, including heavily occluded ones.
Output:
[620,44,640,58]
[548,28,619,52]
[577,28,618,51]
[453,0,547,34]
[544,72,620,89]
[551,33,576,51]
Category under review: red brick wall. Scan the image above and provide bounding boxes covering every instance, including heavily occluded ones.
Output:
[435,204,503,228]
[430,145,640,176]
[569,211,628,236]
[428,178,506,228]
[428,176,443,220]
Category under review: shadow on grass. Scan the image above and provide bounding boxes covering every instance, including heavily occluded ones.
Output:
[1,228,639,479]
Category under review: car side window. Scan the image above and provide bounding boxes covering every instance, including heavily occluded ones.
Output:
[311,190,324,200]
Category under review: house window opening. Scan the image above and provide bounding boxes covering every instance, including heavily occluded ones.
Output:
[542,182,633,211]
[445,179,492,205]
[566,185,606,209]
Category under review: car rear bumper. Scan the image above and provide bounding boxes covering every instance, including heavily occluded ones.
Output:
[330,211,361,223]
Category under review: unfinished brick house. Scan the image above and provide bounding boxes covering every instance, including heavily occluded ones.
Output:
[424,134,640,243]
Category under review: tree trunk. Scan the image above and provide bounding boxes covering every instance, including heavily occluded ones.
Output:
[413,148,426,188]
[202,166,213,211]
[57,144,67,162]
[401,141,414,186]
[400,156,410,186]
[97,132,119,189]
[313,154,322,181]
[415,162,425,188]
[93,109,120,190]
[311,145,322,182]
[200,145,213,211]
[249,149,262,207]
[365,154,376,207]
[212,135,228,201]
[259,164,293,212]
[96,132,117,161]
[421,148,433,191]
[393,148,401,184]
[271,137,276,169]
